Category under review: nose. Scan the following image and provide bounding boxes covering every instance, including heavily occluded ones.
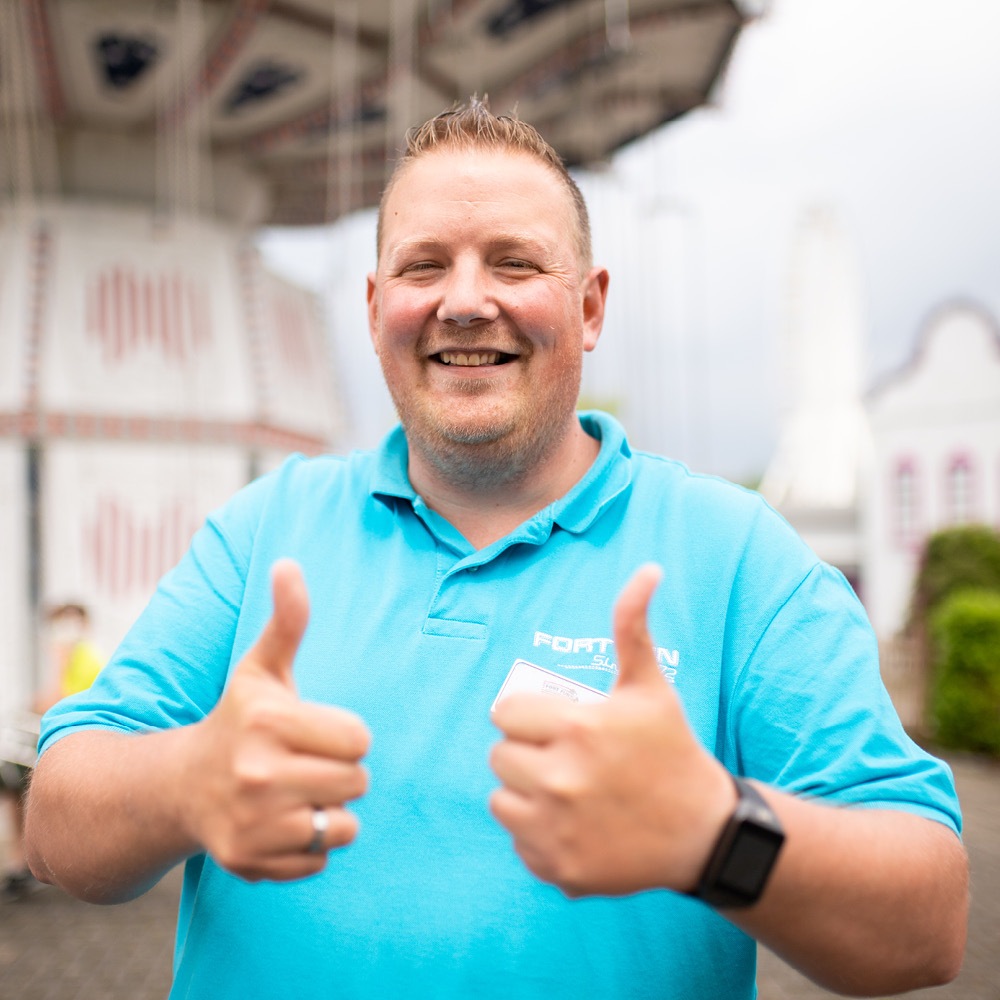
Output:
[436,259,500,327]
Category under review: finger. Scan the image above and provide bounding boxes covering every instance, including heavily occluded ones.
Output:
[248,560,310,687]
[272,701,371,762]
[488,791,563,886]
[300,805,361,855]
[235,806,359,869]
[267,756,369,806]
[488,785,534,833]
[491,692,578,744]
[228,805,358,883]
[612,563,666,689]
[489,740,549,795]
[235,855,328,884]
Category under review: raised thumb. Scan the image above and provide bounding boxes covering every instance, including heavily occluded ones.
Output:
[248,559,310,687]
[612,563,666,690]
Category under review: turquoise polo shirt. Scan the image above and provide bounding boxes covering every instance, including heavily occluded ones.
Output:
[40,412,961,999]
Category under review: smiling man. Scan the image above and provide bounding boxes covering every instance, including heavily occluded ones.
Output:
[25,101,967,999]
[369,126,608,517]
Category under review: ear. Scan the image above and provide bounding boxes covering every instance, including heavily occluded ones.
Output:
[581,267,609,353]
[366,273,380,354]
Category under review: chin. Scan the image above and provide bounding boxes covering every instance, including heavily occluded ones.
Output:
[415,399,521,448]
[438,417,516,446]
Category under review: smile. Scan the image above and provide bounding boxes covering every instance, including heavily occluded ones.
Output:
[436,351,516,367]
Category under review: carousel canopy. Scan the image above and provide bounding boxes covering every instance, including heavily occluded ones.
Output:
[1,0,758,227]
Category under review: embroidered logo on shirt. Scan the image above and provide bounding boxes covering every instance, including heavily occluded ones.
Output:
[532,631,679,682]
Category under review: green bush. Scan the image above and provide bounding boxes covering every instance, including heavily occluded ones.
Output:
[910,525,1000,628]
[928,588,1000,755]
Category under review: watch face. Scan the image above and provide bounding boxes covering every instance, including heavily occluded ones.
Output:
[716,824,784,898]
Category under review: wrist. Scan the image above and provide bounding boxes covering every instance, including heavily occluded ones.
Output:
[170,720,215,856]
[689,775,785,909]
[671,759,739,894]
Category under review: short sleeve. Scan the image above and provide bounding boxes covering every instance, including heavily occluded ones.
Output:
[37,468,278,755]
[728,561,961,836]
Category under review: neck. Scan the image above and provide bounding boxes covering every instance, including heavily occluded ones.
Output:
[407,419,600,549]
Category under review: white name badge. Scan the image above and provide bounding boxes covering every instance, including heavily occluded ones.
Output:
[491,659,609,713]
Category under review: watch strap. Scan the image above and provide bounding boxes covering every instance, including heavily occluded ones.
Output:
[690,774,785,909]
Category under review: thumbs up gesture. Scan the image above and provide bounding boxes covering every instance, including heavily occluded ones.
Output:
[183,560,370,882]
[489,565,735,897]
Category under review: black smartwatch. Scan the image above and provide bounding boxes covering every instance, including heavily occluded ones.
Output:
[691,774,785,909]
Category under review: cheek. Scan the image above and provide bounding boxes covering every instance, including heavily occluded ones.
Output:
[377,291,430,347]
[514,293,579,347]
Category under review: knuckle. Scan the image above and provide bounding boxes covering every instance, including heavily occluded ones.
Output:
[540,765,587,803]
[547,851,586,894]
[520,844,565,888]
[242,697,291,736]
[211,837,249,877]
[563,711,600,743]
[230,749,276,793]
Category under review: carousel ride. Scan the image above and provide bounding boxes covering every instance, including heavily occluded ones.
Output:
[0,0,757,705]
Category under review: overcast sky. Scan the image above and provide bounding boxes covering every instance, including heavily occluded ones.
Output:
[259,0,1000,481]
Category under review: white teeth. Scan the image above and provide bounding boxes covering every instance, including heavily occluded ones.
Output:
[440,351,500,366]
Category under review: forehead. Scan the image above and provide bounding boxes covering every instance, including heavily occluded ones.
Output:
[380,148,576,247]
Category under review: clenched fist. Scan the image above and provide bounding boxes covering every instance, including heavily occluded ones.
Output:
[184,559,371,882]
[489,564,735,897]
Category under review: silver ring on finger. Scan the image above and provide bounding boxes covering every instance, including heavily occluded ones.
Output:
[307,806,329,854]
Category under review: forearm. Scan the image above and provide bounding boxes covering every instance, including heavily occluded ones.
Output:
[734,786,969,996]
[24,728,203,904]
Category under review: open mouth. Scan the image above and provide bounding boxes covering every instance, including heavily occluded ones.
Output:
[435,350,517,367]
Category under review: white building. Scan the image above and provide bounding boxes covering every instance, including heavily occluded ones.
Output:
[863,302,1000,638]
[761,205,1000,647]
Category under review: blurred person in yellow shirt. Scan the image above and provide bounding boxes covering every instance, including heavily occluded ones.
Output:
[1,603,104,901]
[38,604,105,706]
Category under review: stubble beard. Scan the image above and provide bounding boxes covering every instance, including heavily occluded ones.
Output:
[385,360,583,494]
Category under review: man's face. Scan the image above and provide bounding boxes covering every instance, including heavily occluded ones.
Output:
[367,148,607,485]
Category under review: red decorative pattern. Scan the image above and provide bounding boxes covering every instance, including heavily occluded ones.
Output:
[24,0,66,120]
[270,287,313,374]
[85,267,211,363]
[235,245,271,421]
[0,409,328,454]
[84,496,201,599]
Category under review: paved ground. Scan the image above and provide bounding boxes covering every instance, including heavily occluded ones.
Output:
[758,750,1000,1000]
[1,750,997,999]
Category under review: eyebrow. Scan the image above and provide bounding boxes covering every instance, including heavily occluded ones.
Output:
[385,232,560,263]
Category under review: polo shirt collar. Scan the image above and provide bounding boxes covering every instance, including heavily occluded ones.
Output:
[370,424,417,503]
[369,410,633,538]
[551,411,632,534]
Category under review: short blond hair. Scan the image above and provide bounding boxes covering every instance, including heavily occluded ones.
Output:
[377,98,592,269]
